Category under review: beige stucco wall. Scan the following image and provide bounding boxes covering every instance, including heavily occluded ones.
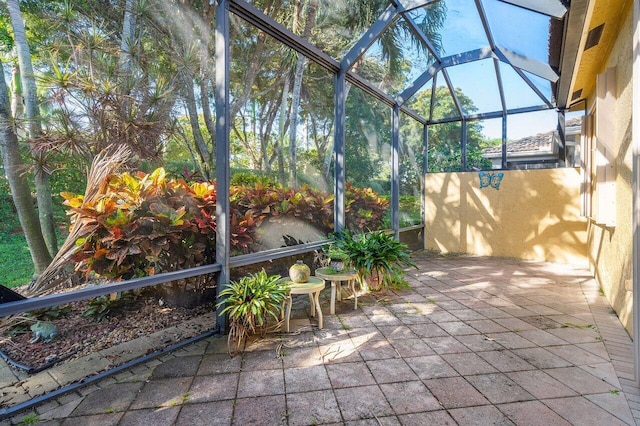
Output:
[424,168,588,264]
[585,5,634,334]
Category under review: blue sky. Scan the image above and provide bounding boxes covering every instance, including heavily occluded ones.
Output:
[401,0,558,140]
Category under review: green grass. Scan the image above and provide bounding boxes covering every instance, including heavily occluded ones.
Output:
[0,188,35,288]
[18,413,40,425]
[0,190,71,289]
[0,232,35,288]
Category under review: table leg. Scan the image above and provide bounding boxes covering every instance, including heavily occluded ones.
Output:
[285,295,293,332]
[330,281,336,315]
[308,293,316,317]
[336,280,342,301]
[314,291,323,329]
[350,279,357,310]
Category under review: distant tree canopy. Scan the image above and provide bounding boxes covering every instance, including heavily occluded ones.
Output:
[0,0,497,279]
[407,87,494,173]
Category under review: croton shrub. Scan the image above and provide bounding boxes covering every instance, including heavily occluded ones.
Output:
[62,168,389,280]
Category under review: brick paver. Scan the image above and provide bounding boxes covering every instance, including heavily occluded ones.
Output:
[1,253,638,425]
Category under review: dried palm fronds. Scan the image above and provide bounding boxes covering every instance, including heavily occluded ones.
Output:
[26,145,132,296]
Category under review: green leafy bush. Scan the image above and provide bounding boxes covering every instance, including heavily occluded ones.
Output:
[83,292,134,322]
[216,269,289,355]
[217,269,288,333]
[345,183,390,231]
[27,306,72,321]
[332,229,416,290]
[230,170,279,187]
[61,168,389,282]
[62,168,256,281]
[233,182,389,236]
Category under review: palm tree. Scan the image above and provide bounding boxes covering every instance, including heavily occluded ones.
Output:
[7,0,58,257]
[0,59,52,276]
[333,0,446,78]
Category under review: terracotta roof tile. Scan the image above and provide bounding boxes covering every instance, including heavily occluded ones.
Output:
[483,118,581,156]
[483,131,553,155]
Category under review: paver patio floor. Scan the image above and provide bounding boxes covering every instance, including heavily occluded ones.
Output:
[2,252,639,425]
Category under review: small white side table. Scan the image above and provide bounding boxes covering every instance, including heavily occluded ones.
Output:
[278,277,325,332]
[314,267,359,315]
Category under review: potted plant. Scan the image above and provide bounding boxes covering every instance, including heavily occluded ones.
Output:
[216,269,289,356]
[325,246,350,272]
[332,229,416,291]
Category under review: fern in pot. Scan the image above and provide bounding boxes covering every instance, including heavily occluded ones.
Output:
[325,246,350,272]
[332,230,416,291]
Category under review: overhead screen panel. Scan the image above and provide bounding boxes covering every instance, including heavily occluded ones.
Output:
[483,0,552,66]
[407,0,490,57]
[498,61,548,110]
[238,0,560,123]
[357,16,437,96]
[444,59,503,116]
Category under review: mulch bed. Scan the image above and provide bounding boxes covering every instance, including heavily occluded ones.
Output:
[0,291,216,372]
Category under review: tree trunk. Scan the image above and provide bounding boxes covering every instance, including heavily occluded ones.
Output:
[181,72,212,179]
[0,60,52,276]
[10,64,23,125]
[199,79,216,171]
[288,0,318,188]
[276,74,290,185]
[8,0,58,257]
[119,0,137,73]
[175,125,206,178]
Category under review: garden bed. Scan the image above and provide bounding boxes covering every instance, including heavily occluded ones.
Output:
[0,290,217,373]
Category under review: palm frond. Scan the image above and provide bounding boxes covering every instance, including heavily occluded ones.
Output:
[27,145,132,295]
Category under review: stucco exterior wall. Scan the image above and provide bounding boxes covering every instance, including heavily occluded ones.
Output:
[586,5,634,334]
[424,168,587,264]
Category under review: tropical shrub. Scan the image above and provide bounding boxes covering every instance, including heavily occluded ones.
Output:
[345,183,390,231]
[83,292,135,322]
[232,182,390,236]
[216,269,289,356]
[230,170,279,187]
[332,229,416,290]
[59,168,390,284]
[399,195,421,227]
[63,169,256,283]
[231,183,335,234]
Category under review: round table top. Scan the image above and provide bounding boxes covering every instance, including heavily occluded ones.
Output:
[278,276,325,294]
[314,267,358,281]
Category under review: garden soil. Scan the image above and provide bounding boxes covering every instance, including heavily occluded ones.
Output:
[0,290,216,372]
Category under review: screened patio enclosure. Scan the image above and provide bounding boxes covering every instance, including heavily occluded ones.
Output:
[0,0,575,333]
[214,0,571,300]
[0,0,603,416]
[0,0,564,334]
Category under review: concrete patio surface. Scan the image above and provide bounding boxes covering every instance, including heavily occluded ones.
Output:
[2,252,639,425]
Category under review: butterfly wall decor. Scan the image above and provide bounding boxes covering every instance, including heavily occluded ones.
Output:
[479,171,504,190]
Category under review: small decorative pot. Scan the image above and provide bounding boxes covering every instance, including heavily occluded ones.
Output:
[329,259,345,272]
[289,260,310,283]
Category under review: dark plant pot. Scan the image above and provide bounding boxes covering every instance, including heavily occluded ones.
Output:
[157,275,216,308]
[159,285,216,308]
